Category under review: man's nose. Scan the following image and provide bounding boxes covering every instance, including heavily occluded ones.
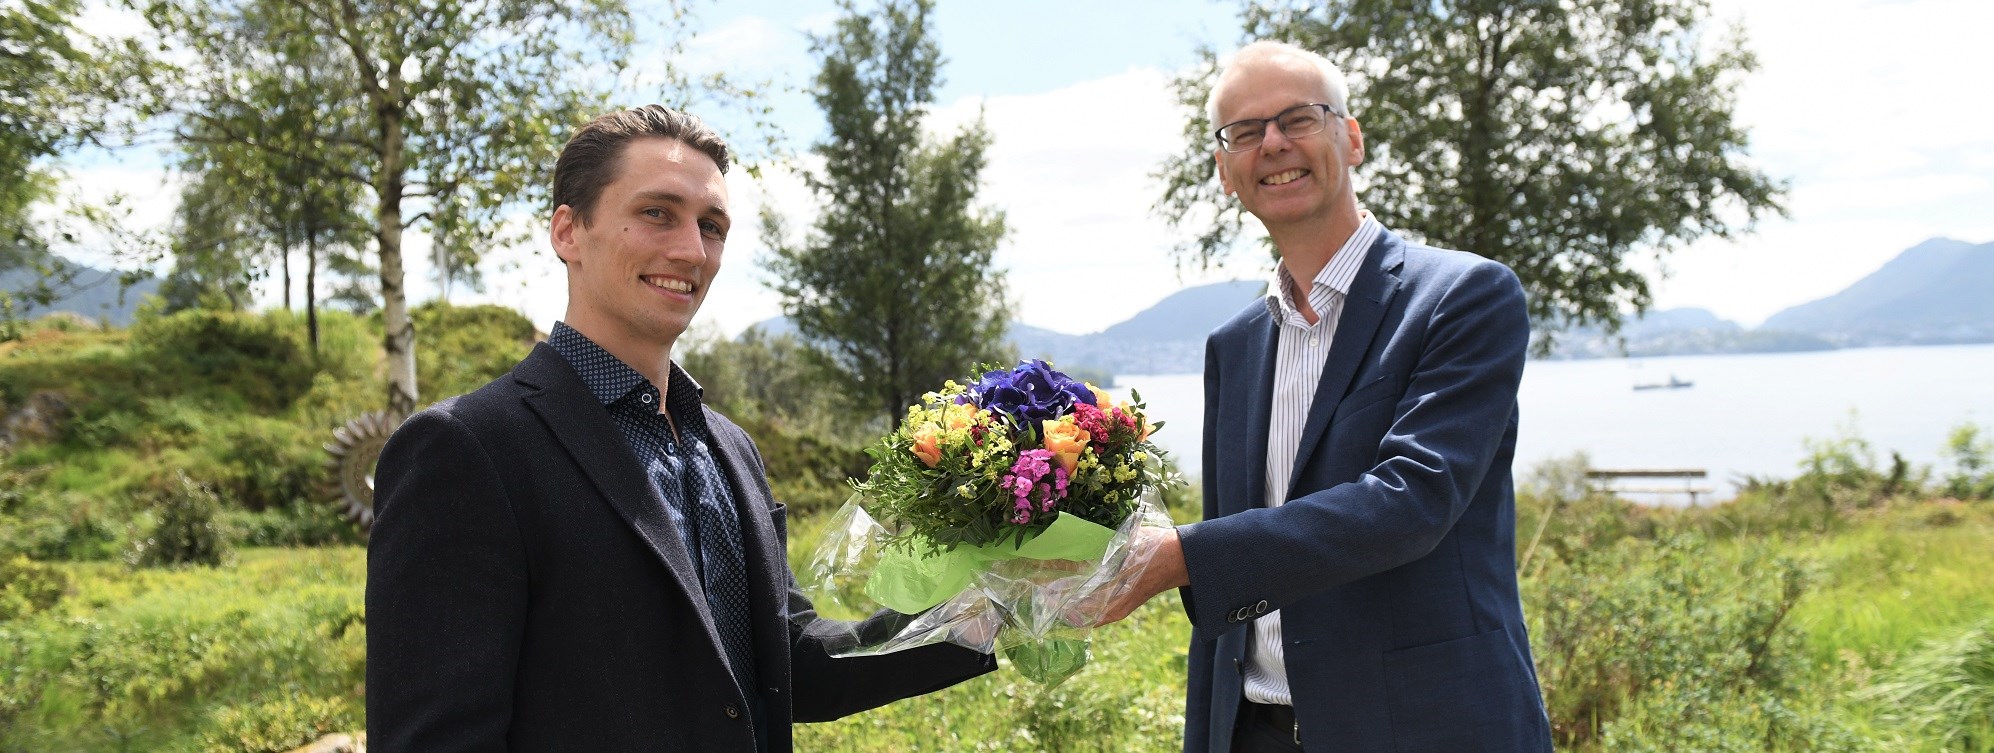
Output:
[663,223,708,264]
[1258,121,1293,153]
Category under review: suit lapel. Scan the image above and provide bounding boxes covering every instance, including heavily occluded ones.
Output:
[512,346,722,650]
[1231,310,1279,516]
[1286,232,1404,497]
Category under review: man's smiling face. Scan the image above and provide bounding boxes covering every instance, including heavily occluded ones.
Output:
[1212,55,1363,232]
[552,136,730,355]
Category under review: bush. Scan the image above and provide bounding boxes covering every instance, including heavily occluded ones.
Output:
[128,473,230,569]
[0,555,68,621]
[0,549,366,752]
[412,301,537,402]
[199,694,357,753]
[1861,619,1994,752]
[131,310,316,412]
[1941,423,1994,501]
[1526,533,1833,748]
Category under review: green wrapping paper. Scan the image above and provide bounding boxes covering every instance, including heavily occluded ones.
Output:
[866,513,1117,614]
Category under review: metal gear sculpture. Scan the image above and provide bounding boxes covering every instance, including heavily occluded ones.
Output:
[324,411,401,534]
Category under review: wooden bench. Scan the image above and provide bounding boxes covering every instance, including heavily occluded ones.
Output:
[1586,469,1713,506]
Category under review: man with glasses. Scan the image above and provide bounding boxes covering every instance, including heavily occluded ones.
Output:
[1096,41,1553,752]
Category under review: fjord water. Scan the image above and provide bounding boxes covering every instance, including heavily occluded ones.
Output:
[1116,343,1994,503]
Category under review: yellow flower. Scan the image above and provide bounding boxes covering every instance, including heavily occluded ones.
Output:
[942,402,980,433]
[1042,418,1091,475]
[911,426,942,468]
[1086,382,1114,408]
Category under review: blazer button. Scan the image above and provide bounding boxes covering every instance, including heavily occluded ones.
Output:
[1255,599,1269,615]
[724,704,740,719]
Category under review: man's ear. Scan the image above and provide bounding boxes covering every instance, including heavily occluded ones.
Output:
[1346,117,1365,167]
[1214,150,1237,197]
[550,204,581,265]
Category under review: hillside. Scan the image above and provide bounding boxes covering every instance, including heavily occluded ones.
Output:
[1762,237,1994,344]
[0,259,160,327]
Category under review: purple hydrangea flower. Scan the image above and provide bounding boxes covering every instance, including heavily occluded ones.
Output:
[962,360,1095,427]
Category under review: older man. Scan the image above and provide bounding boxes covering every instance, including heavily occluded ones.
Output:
[1101,42,1553,753]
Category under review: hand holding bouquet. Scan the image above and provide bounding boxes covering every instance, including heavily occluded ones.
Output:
[802,360,1180,686]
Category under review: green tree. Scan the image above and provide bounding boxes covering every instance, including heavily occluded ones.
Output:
[163,21,371,353]
[140,0,640,416]
[1155,0,1785,338]
[765,0,1011,424]
[1,0,154,327]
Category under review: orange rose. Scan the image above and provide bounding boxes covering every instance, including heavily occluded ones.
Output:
[1041,419,1091,475]
[911,426,942,467]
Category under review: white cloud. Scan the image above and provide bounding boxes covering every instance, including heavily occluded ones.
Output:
[1629,0,1994,324]
[919,67,1250,335]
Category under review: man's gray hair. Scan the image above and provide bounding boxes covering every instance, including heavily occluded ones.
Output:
[1205,40,1352,127]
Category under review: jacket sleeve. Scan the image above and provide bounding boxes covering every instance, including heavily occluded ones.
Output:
[1176,260,1529,638]
[715,423,996,722]
[366,408,529,753]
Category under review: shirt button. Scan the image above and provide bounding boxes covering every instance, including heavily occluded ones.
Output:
[641,393,654,404]
[724,704,740,719]
[1309,336,1320,347]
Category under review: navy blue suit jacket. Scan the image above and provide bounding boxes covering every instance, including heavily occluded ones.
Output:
[1177,229,1552,752]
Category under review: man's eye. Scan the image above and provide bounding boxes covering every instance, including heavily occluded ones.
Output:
[643,208,665,219]
[700,220,726,238]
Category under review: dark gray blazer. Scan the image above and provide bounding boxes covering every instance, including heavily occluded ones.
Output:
[367,344,994,752]
[1178,230,1553,752]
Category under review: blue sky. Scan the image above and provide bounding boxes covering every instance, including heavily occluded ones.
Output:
[55,0,1994,337]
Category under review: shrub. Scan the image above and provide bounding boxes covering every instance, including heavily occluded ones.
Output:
[199,694,357,753]
[1941,423,1994,501]
[131,310,316,412]
[1526,533,1826,747]
[128,473,230,568]
[412,301,537,401]
[0,550,366,752]
[0,555,68,621]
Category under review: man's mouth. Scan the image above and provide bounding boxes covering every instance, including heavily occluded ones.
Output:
[643,276,695,294]
[1260,169,1308,186]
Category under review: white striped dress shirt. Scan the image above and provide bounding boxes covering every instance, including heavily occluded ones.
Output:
[1242,214,1382,706]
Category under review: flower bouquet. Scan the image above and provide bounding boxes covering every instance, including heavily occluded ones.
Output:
[802,360,1179,686]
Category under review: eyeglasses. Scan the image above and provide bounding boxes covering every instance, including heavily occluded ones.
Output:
[1214,103,1342,153]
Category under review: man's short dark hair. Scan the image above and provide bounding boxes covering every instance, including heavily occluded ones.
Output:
[552,105,731,227]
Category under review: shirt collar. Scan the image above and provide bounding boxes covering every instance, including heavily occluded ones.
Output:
[1264,213,1382,320]
[546,322,703,408]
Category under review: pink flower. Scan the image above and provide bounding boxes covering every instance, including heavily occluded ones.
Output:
[1072,403,1110,441]
[1001,449,1068,524]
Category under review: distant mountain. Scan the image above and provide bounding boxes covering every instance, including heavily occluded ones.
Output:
[1760,238,1994,345]
[747,281,1266,378]
[1099,281,1266,340]
[1545,237,1993,358]
[749,237,1994,372]
[1,260,159,327]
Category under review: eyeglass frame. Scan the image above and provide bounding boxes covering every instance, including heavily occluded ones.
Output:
[1213,103,1344,153]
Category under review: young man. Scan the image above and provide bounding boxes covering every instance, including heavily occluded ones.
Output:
[1099,42,1554,752]
[366,105,994,753]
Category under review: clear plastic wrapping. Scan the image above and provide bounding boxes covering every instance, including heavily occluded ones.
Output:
[801,493,1176,686]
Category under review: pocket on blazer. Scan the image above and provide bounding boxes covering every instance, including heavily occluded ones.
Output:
[1332,374,1404,422]
[1382,626,1539,752]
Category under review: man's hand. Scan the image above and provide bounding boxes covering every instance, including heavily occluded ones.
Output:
[1091,526,1190,626]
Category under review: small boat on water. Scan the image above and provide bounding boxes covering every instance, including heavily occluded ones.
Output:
[1634,374,1694,391]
